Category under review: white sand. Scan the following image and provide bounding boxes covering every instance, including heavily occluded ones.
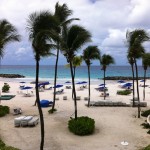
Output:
[0,80,150,150]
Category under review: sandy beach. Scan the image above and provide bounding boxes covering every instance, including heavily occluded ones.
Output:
[0,79,150,150]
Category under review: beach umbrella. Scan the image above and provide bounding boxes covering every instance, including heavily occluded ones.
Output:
[65,81,71,84]
[81,81,87,84]
[38,82,50,87]
[76,82,83,84]
[21,86,33,93]
[117,80,125,83]
[20,81,26,83]
[53,84,63,88]
[99,84,106,86]
[140,80,144,82]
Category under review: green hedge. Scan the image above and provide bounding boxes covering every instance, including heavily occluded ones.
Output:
[0,105,10,117]
[0,139,20,150]
[141,110,150,117]
[117,90,132,95]
[68,116,95,136]
[142,145,150,150]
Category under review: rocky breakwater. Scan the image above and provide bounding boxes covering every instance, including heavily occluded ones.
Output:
[0,74,25,78]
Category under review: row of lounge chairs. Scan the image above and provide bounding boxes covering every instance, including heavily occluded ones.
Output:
[86,101,147,107]
[14,115,39,127]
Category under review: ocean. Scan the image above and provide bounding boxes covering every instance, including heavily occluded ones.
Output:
[0,65,150,83]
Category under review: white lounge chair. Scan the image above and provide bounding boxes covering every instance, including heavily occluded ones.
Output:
[28,116,39,126]
[14,116,26,127]
[20,116,33,127]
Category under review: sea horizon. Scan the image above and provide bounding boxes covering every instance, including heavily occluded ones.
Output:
[0,65,150,84]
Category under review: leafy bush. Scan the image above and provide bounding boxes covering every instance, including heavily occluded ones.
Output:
[141,110,150,117]
[48,108,57,114]
[142,145,150,150]
[117,90,131,95]
[0,139,20,150]
[68,116,95,136]
[2,83,10,92]
[141,123,150,129]
[0,105,10,117]
[147,130,150,134]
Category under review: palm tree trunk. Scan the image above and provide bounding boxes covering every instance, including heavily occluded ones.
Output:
[143,69,146,101]
[70,61,77,119]
[134,59,141,118]
[72,67,76,99]
[131,64,135,107]
[87,65,91,107]
[52,42,59,112]
[104,69,106,100]
[35,59,45,150]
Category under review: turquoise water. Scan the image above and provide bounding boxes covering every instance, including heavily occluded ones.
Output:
[0,65,150,83]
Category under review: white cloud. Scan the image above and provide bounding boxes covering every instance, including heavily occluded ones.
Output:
[0,0,150,65]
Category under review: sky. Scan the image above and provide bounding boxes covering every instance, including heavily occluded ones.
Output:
[0,0,150,66]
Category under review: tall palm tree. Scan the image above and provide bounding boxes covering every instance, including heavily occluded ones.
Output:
[0,19,20,62]
[127,55,135,107]
[100,54,114,100]
[51,2,79,112]
[65,56,83,99]
[82,46,100,107]
[126,29,149,118]
[27,11,55,150]
[142,53,150,101]
[61,25,91,119]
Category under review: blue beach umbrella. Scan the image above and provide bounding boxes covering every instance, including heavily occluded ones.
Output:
[38,82,50,87]
[65,81,71,84]
[21,86,33,93]
[53,84,63,88]
[81,81,87,84]
[140,80,144,82]
[20,82,26,83]
[117,80,125,83]
[76,82,83,85]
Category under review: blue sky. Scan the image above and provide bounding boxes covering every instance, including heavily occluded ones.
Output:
[0,0,150,66]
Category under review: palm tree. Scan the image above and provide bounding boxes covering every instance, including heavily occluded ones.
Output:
[27,11,55,150]
[100,54,114,100]
[0,19,20,62]
[142,53,150,101]
[82,46,100,107]
[61,25,91,119]
[65,56,83,99]
[127,55,135,107]
[126,29,149,118]
[51,2,79,112]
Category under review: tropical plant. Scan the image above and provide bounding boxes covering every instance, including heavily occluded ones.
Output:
[51,2,79,113]
[100,54,115,100]
[0,19,20,62]
[27,11,55,150]
[61,25,91,119]
[82,46,100,107]
[127,55,135,106]
[142,53,150,100]
[126,29,149,118]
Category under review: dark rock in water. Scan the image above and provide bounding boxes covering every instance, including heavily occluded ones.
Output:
[104,76,150,80]
[0,74,25,78]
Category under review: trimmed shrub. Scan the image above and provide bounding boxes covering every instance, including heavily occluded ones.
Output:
[141,123,150,129]
[142,145,150,150]
[68,116,95,136]
[0,105,10,117]
[48,108,57,114]
[141,110,150,117]
[0,139,20,150]
[117,90,131,95]
[2,83,10,93]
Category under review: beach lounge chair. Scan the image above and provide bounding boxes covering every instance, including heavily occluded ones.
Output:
[14,116,26,127]
[20,116,33,127]
[28,116,39,126]
[147,115,150,125]
[100,92,109,97]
